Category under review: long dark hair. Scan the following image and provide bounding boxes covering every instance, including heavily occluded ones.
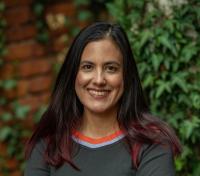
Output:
[25,22,181,169]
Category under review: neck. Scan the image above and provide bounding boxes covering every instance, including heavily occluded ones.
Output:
[79,109,120,138]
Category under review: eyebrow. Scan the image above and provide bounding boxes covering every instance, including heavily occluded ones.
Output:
[80,61,94,65]
[80,60,121,66]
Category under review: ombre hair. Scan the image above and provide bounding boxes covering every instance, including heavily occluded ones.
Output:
[25,22,181,169]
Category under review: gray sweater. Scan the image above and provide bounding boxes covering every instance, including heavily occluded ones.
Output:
[24,138,175,176]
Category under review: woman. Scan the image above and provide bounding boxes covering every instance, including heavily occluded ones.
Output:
[24,22,181,176]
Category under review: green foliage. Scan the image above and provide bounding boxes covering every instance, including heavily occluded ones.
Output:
[0,2,32,175]
[0,2,5,12]
[74,0,90,6]
[107,0,200,175]
[33,105,47,123]
[77,10,93,21]
[32,1,49,43]
[0,2,7,60]
[11,101,30,119]
[0,79,17,90]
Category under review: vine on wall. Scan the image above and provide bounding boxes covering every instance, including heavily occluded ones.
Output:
[32,0,49,43]
[0,2,30,175]
[107,0,200,175]
[1,0,111,175]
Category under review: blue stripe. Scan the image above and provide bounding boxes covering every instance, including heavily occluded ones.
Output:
[72,134,125,148]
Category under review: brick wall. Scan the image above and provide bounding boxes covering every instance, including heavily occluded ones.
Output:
[0,1,84,175]
[1,0,80,120]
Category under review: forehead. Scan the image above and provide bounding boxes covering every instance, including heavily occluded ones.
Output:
[80,38,123,63]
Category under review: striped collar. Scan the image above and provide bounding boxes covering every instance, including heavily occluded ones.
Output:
[72,130,125,148]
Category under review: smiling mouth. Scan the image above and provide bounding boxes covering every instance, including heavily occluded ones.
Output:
[87,89,111,98]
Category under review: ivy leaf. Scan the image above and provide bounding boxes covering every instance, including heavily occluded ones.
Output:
[0,2,5,12]
[143,74,154,88]
[193,163,200,176]
[0,58,4,66]
[106,2,125,21]
[0,127,12,141]
[180,43,198,62]
[71,27,81,37]
[138,30,153,50]
[151,53,163,71]
[0,97,6,105]
[33,105,47,123]
[0,113,12,122]
[175,157,184,171]
[130,0,144,8]
[74,0,90,6]
[37,31,49,43]
[171,74,188,93]
[0,19,7,28]
[15,106,30,119]
[155,80,171,98]
[178,94,191,106]
[190,93,200,109]
[0,48,8,57]
[0,79,17,90]
[181,116,200,140]
[78,10,93,21]
[158,34,177,56]
[11,101,30,119]
[184,120,194,139]
[164,19,175,33]
[33,3,44,16]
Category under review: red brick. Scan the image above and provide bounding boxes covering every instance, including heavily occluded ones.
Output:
[29,75,53,93]
[4,0,33,7]
[46,2,75,17]
[5,42,46,61]
[19,96,41,112]
[6,158,18,170]
[76,20,89,29]
[6,24,37,42]
[3,80,29,99]
[0,143,7,157]
[10,171,21,176]
[4,6,34,26]
[51,35,67,52]
[17,80,29,97]
[19,59,51,78]
[22,114,35,129]
[49,27,68,37]
[0,63,16,79]
[19,92,50,112]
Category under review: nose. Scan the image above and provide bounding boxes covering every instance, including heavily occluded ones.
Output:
[93,69,106,86]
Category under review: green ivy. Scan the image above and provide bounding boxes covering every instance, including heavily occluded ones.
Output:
[0,2,31,175]
[32,0,49,43]
[107,0,200,175]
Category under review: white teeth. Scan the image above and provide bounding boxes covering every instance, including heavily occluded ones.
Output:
[88,90,109,96]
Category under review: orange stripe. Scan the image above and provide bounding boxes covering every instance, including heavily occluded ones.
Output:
[72,130,123,144]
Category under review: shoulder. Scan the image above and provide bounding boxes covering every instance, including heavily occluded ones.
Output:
[136,142,175,176]
[140,142,173,159]
[29,139,47,159]
[24,139,50,176]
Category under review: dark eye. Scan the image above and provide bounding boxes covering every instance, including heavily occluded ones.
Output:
[81,64,93,71]
[106,65,118,73]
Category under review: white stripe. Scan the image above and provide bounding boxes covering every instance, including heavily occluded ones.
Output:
[72,134,125,148]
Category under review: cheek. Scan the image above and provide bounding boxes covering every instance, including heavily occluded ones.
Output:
[75,72,90,89]
[109,75,124,92]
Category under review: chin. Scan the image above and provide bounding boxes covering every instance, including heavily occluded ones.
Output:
[85,104,115,114]
[88,108,108,114]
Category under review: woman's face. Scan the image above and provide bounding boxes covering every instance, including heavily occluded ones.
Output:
[75,38,124,115]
